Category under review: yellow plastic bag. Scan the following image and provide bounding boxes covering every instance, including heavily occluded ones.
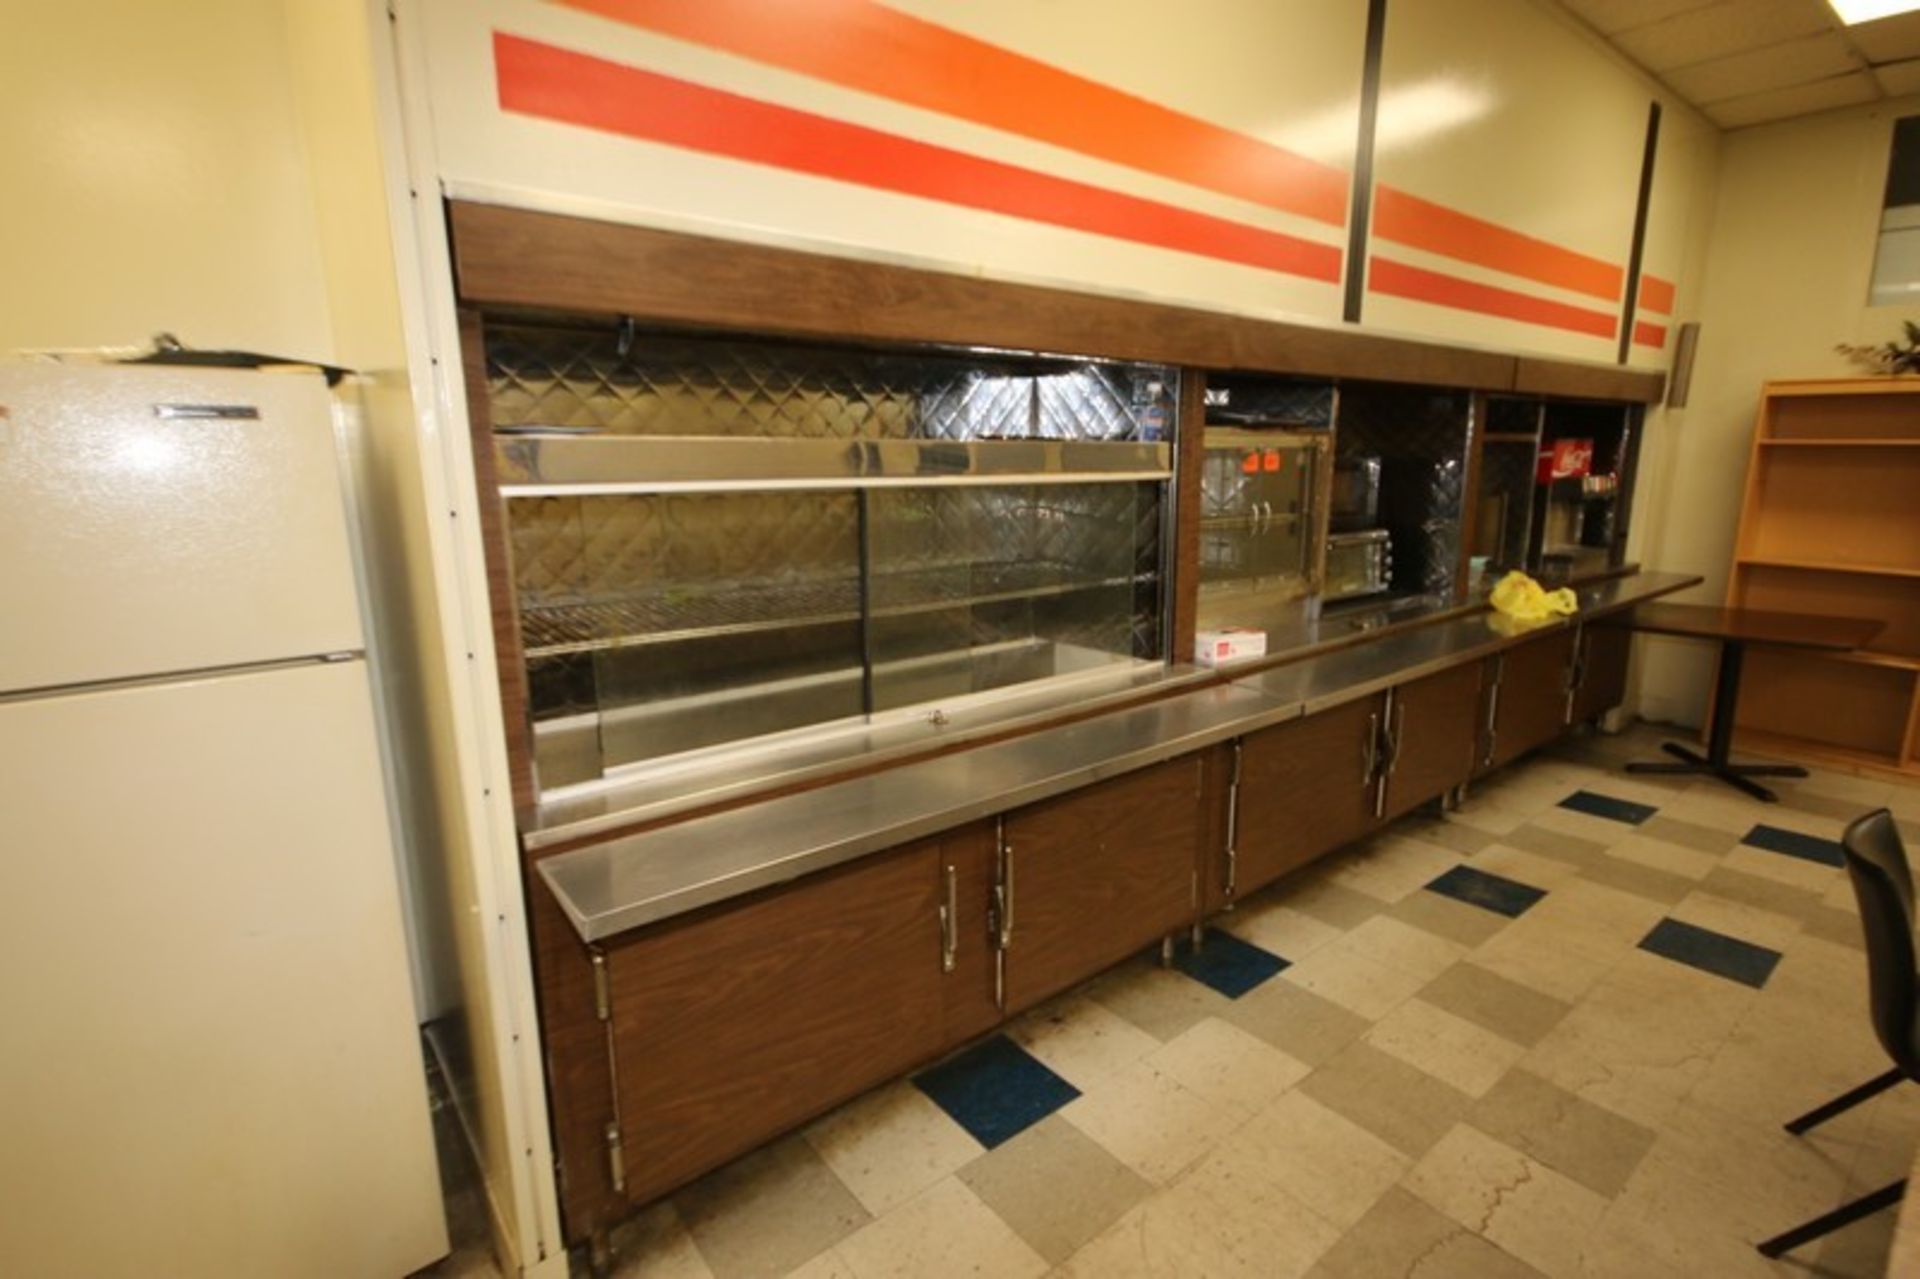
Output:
[1489,570,1577,623]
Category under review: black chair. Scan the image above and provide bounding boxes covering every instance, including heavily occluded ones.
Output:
[1759,808,1916,1259]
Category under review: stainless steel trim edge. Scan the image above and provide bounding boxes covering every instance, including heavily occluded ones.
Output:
[496,434,1173,494]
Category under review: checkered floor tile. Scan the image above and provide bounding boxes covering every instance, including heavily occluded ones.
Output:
[1173,928,1289,998]
[914,1035,1080,1149]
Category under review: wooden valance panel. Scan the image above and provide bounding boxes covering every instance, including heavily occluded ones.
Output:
[448,200,1665,404]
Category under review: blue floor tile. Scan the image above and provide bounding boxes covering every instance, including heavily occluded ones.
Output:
[1425,864,1547,918]
[1743,824,1845,867]
[1175,929,1289,998]
[1560,789,1657,825]
[1639,917,1782,989]
[913,1035,1079,1149]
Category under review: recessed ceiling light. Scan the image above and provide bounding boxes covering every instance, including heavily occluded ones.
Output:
[1830,0,1920,24]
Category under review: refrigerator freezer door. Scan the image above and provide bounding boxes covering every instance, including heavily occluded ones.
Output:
[0,660,446,1277]
[0,365,364,693]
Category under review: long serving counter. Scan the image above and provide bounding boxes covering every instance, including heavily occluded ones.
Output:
[454,209,1687,1251]
[538,569,1699,945]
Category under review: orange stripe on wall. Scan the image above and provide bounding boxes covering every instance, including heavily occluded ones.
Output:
[494,35,1344,284]
[550,0,1350,227]
[1372,187,1624,304]
[1639,274,1675,315]
[1633,320,1667,348]
[1368,256,1617,339]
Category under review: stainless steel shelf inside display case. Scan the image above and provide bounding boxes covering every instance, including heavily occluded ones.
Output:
[518,561,1148,657]
[496,433,1172,495]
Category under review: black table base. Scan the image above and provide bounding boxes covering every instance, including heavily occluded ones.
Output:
[1625,640,1806,803]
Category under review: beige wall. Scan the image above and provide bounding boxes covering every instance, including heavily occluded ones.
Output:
[1636,97,1920,728]
[0,3,334,360]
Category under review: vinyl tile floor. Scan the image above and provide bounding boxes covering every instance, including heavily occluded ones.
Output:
[430,724,1920,1279]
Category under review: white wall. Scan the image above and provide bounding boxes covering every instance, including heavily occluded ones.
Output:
[1636,97,1920,728]
[0,3,333,359]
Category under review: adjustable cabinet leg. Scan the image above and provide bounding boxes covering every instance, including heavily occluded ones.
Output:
[1190,922,1205,951]
[1159,935,1176,968]
[587,1226,614,1278]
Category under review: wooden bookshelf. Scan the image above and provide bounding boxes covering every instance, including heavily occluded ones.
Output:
[1727,377,1920,776]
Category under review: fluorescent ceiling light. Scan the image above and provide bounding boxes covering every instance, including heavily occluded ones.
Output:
[1830,0,1920,24]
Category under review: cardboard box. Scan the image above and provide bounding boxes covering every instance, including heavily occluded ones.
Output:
[1194,628,1268,667]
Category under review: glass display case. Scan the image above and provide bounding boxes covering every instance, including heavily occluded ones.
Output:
[1194,376,1334,634]
[1196,428,1328,614]
[485,318,1176,793]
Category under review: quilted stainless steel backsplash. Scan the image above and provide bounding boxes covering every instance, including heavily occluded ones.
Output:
[487,321,1175,442]
[1335,384,1472,600]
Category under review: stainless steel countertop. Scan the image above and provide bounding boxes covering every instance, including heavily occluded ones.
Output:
[538,569,1701,943]
[538,682,1301,941]
[1233,571,1700,715]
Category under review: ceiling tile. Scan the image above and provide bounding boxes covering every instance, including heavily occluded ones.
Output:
[1873,57,1920,95]
[1615,0,1837,72]
[1558,0,1723,36]
[1845,11,1920,62]
[1705,68,1881,126]
[1666,31,1865,102]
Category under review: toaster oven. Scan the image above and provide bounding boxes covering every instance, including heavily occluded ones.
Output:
[1324,528,1393,601]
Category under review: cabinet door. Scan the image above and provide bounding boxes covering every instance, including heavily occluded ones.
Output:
[1570,622,1632,725]
[1003,757,1204,1013]
[938,822,1004,1045]
[606,840,949,1206]
[1484,629,1577,771]
[1236,693,1386,898]
[1381,663,1483,821]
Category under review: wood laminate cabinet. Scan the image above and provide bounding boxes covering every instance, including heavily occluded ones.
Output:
[1233,694,1386,901]
[1479,629,1577,773]
[1002,757,1205,1012]
[1378,663,1484,822]
[602,831,970,1206]
[1568,621,1632,726]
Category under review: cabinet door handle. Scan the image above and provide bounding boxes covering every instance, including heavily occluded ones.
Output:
[1482,659,1503,768]
[1362,711,1379,782]
[1386,701,1406,774]
[1000,850,1015,950]
[996,833,1015,952]
[1224,740,1242,898]
[938,863,958,973]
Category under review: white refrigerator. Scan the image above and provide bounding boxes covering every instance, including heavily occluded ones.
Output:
[0,364,448,1276]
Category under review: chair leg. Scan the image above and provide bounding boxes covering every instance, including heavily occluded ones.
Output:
[1757,1179,1907,1258]
[1784,1067,1905,1135]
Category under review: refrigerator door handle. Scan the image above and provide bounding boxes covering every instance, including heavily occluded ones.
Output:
[153,403,261,421]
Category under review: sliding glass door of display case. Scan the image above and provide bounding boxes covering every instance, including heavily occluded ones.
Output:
[864,483,1156,714]
[1195,429,1326,631]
